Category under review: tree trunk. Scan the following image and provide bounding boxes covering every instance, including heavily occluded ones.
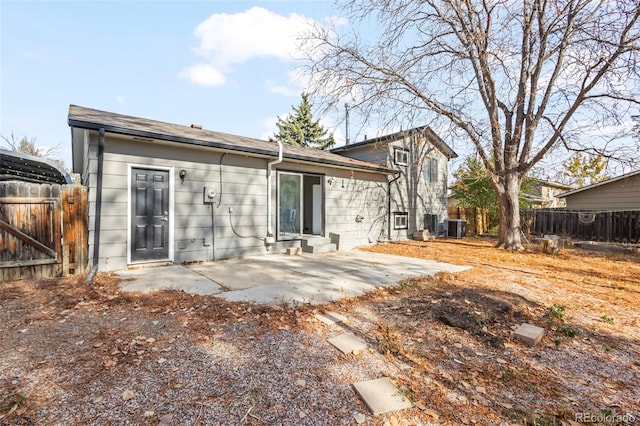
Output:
[496,172,524,250]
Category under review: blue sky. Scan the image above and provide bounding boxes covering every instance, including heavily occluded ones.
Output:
[0,1,352,168]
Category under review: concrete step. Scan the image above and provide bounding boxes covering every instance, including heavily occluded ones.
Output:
[301,242,337,254]
[301,237,337,254]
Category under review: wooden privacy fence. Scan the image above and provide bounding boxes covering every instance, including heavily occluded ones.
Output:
[0,182,88,281]
[448,206,490,236]
[522,209,640,244]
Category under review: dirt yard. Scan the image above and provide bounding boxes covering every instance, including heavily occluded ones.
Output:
[1,238,638,425]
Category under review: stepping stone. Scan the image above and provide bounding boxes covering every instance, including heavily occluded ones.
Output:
[513,323,544,346]
[315,311,347,326]
[353,377,412,416]
[327,333,367,354]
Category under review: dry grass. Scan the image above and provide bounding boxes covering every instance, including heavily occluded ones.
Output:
[1,238,638,425]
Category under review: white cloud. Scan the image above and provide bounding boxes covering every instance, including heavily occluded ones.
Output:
[181,7,316,87]
[269,85,298,97]
[267,70,309,97]
[323,15,349,27]
[266,80,298,97]
[179,64,226,87]
[259,116,279,140]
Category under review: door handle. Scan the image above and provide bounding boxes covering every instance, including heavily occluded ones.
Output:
[161,211,169,222]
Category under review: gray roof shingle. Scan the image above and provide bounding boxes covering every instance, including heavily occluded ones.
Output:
[68,105,392,174]
[331,126,457,159]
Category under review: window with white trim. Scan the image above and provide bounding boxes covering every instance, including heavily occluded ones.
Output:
[394,148,409,166]
[393,212,408,230]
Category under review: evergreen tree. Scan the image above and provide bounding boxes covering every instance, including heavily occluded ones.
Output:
[274,93,335,150]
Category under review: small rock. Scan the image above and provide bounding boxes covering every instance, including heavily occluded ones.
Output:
[152,320,159,325]
[122,389,135,401]
[454,343,463,349]
[18,329,28,333]
[354,413,367,424]
[158,413,173,425]
[295,379,306,387]
[443,292,453,298]
[157,357,167,364]
[146,337,156,344]
[143,410,154,417]
[298,411,306,418]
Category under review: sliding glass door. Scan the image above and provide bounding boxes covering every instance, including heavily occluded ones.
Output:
[278,172,302,239]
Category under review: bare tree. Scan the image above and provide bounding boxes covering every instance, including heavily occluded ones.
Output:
[1,132,61,162]
[302,0,640,249]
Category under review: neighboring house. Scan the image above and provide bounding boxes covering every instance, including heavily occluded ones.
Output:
[524,178,572,208]
[557,169,640,210]
[332,127,457,237]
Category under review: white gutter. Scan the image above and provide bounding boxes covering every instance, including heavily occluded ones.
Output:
[265,139,283,244]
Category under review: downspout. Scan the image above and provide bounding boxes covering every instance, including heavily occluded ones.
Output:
[387,171,401,241]
[265,139,283,248]
[210,204,217,261]
[86,128,105,282]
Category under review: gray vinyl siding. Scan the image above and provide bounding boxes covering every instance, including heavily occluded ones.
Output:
[563,174,640,210]
[339,136,450,238]
[78,132,390,271]
[96,136,272,270]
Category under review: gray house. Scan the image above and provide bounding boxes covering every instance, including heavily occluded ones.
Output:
[69,105,456,272]
[524,178,572,208]
[332,127,457,237]
[557,169,640,210]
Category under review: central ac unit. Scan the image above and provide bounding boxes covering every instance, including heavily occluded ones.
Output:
[446,219,467,239]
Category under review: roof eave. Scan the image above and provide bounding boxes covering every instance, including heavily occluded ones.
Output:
[331,126,458,159]
[68,118,392,175]
[557,170,640,198]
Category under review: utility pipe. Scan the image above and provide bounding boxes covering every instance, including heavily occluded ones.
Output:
[210,203,216,261]
[266,139,283,243]
[86,127,105,282]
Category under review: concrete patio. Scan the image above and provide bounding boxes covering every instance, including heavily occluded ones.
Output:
[117,250,470,305]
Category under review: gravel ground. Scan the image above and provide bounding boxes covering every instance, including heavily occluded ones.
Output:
[1,238,639,425]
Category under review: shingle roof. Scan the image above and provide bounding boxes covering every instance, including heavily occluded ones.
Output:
[68,105,392,174]
[331,126,458,159]
[0,148,72,185]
